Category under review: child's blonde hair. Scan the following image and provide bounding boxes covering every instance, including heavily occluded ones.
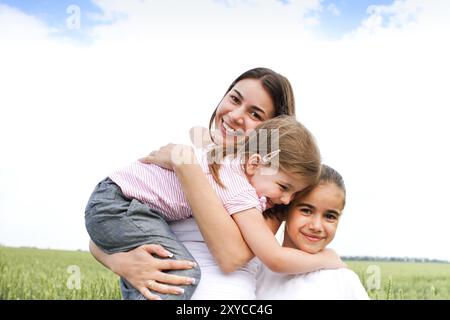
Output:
[207,116,322,189]
[265,164,346,221]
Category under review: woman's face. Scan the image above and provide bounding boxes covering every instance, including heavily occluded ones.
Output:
[283,183,345,254]
[214,78,275,142]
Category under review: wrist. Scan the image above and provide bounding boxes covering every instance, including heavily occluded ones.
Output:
[173,147,198,170]
[108,252,125,276]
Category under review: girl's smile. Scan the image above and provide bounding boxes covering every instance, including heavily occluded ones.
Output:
[284,183,345,254]
[300,231,325,243]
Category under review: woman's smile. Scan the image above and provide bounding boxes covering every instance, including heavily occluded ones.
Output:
[221,119,238,136]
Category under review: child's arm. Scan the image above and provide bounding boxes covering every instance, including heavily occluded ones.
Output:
[232,209,345,274]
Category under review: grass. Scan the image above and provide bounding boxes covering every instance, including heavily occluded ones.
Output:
[349,261,450,299]
[0,246,121,300]
[1,246,449,300]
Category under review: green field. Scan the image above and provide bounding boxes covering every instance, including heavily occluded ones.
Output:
[1,246,449,300]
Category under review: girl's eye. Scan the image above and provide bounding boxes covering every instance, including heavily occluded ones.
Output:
[300,207,312,215]
[325,213,338,221]
[278,183,288,191]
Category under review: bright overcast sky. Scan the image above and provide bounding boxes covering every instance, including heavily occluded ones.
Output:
[0,0,449,261]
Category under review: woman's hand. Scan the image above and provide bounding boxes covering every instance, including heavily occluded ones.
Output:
[109,244,197,300]
[139,144,197,171]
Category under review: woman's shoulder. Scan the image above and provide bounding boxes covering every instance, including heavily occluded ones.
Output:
[310,267,360,278]
[302,268,363,286]
[304,268,370,300]
[256,266,370,300]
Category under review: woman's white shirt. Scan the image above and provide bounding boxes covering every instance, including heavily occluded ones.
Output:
[170,217,259,300]
[256,263,370,300]
[170,218,369,300]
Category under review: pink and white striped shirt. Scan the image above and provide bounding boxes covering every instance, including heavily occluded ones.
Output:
[108,148,267,221]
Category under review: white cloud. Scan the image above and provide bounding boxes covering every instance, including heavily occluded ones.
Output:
[1,0,450,262]
[0,4,52,43]
[295,0,450,261]
[326,3,340,17]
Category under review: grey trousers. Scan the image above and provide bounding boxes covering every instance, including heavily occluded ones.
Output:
[85,177,201,300]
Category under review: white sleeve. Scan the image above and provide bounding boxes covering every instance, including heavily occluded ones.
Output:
[298,269,370,300]
[339,269,371,300]
[256,268,370,300]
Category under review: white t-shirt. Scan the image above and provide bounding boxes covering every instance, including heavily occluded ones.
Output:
[170,217,259,300]
[256,264,370,300]
[171,218,370,300]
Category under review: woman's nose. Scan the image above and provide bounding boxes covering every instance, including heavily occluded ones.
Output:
[228,107,245,125]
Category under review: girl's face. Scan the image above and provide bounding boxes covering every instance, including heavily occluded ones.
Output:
[245,155,309,209]
[283,183,345,254]
[214,78,275,142]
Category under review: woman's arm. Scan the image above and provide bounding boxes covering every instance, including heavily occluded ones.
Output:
[232,209,346,274]
[141,144,263,273]
[89,240,196,299]
[173,161,256,273]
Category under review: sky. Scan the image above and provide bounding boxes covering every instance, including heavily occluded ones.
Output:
[1,0,450,262]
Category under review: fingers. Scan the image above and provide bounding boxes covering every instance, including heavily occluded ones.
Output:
[141,245,197,270]
[154,271,196,286]
[141,244,173,258]
[145,280,186,296]
[138,156,153,164]
[158,258,197,271]
[141,244,197,270]
[138,149,159,164]
[140,274,195,298]
[139,287,162,300]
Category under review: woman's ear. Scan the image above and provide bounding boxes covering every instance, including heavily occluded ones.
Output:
[245,154,263,175]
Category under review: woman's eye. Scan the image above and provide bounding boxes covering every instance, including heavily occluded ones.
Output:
[250,111,263,120]
[230,95,240,104]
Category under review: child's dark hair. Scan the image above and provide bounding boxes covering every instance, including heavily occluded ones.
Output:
[319,164,346,207]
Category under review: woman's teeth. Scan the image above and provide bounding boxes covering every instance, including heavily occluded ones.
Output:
[223,121,236,135]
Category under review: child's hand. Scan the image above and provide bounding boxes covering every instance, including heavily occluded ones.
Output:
[139,144,196,170]
[319,248,347,270]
